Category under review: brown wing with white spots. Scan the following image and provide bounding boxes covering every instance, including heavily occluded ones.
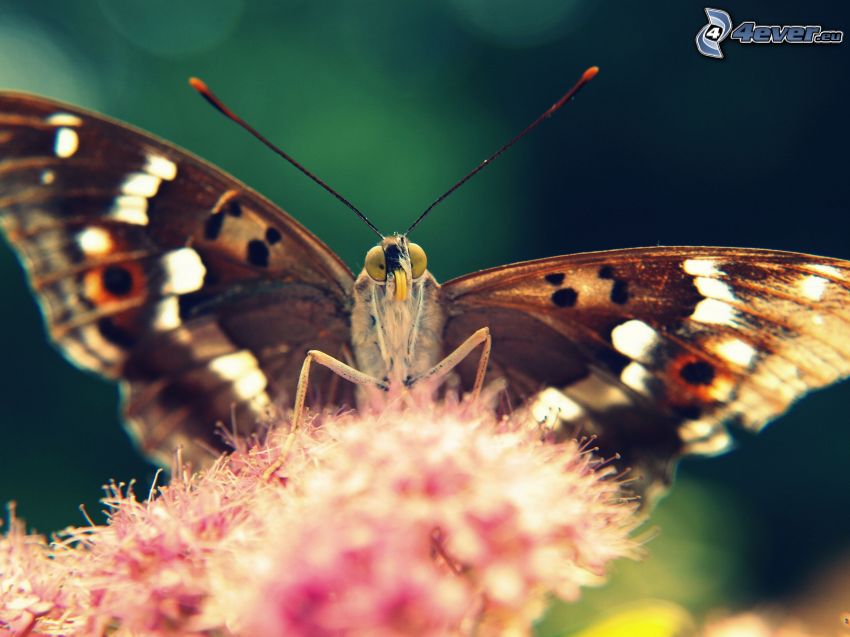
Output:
[0,93,356,465]
[441,246,850,499]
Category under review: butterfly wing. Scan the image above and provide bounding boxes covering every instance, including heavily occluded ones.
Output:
[441,246,850,498]
[0,93,356,465]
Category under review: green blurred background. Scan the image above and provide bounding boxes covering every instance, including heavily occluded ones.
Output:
[0,0,848,633]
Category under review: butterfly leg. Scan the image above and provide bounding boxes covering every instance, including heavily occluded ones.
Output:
[292,349,389,431]
[264,350,387,480]
[410,326,491,401]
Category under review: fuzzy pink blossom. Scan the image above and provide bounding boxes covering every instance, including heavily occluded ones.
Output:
[1,399,641,636]
[0,504,86,636]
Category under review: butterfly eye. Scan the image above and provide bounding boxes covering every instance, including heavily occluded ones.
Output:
[409,243,427,278]
[364,245,387,281]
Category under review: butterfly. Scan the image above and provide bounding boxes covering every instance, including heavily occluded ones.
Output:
[1,70,849,501]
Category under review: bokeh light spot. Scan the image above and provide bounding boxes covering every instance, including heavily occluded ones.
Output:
[97,0,243,58]
[448,0,582,47]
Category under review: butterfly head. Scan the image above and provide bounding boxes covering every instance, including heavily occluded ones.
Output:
[362,234,428,302]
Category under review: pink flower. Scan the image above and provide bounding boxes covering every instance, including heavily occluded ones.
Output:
[1,400,641,636]
[243,513,471,637]
[0,504,85,636]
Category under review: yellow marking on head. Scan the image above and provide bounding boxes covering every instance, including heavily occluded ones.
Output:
[392,268,408,301]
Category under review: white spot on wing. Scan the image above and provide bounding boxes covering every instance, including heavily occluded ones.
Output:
[611,319,660,363]
[713,338,757,368]
[160,248,206,295]
[695,276,736,302]
[46,113,82,127]
[209,351,269,400]
[691,298,736,325]
[530,387,584,430]
[109,195,149,225]
[683,429,732,455]
[77,227,113,255]
[679,419,714,440]
[54,127,79,158]
[209,351,259,380]
[620,361,653,396]
[233,370,268,400]
[122,173,161,198]
[799,275,828,301]
[40,170,55,184]
[145,154,178,181]
[807,263,841,278]
[679,420,732,454]
[683,259,723,277]
[153,297,180,331]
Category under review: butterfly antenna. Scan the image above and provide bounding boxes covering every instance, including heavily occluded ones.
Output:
[189,78,383,238]
[406,66,599,235]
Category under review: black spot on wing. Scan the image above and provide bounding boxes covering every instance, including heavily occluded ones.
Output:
[102,266,133,296]
[265,227,282,245]
[551,288,578,307]
[680,361,715,385]
[598,265,614,279]
[544,272,565,286]
[227,200,242,217]
[204,212,225,240]
[247,240,269,268]
[610,279,629,305]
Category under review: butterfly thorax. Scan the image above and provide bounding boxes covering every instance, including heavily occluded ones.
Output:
[350,265,445,397]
